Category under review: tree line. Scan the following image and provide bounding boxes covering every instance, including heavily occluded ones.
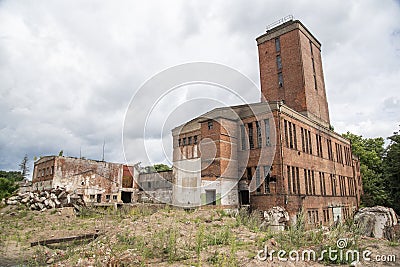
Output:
[0,155,29,200]
[343,128,400,214]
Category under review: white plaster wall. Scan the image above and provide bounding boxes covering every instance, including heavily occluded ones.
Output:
[201,179,238,206]
[173,158,201,207]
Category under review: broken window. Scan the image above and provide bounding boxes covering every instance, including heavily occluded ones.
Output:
[248,123,254,149]
[316,134,323,157]
[293,124,297,150]
[208,121,213,130]
[278,72,283,87]
[304,169,315,195]
[284,120,288,147]
[113,195,117,200]
[275,37,281,52]
[276,55,282,70]
[311,170,315,195]
[336,143,343,164]
[308,130,312,154]
[183,138,187,146]
[264,119,270,146]
[292,166,298,194]
[264,165,271,194]
[194,135,198,144]
[188,136,192,145]
[304,129,309,153]
[331,174,336,196]
[285,120,297,150]
[319,172,326,196]
[305,169,309,195]
[287,166,291,194]
[106,195,110,200]
[327,139,333,160]
[256,167,261,193]
[288,166,299,194]
[256,121,262,148]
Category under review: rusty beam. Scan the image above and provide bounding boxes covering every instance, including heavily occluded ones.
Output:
[30,232,99,247]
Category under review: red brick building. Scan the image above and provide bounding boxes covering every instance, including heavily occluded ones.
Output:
[172,19,362,227]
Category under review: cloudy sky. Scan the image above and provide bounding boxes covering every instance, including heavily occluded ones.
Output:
[1,0,399,176]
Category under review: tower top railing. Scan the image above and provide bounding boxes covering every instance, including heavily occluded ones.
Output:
[266,15,294,31]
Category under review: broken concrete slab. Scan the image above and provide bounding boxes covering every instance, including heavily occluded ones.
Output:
[6,199,18,205]
[354,206,398,240]
[260,206,289,232]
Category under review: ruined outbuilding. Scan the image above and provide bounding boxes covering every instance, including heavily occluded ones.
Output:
[137,170,173,204]
[32,156,139,204]
[31,156,175,205]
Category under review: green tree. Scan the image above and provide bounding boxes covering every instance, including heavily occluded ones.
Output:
[0,171,23,200]
[383,129,400,213]
[19,154,29,179]
[153,164,172,172]
[342,132,388,207]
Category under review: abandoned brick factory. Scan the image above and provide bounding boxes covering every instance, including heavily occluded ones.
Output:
[31,19,363,228]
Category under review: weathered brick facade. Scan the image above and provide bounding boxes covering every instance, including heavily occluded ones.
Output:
[172,19,362,227]
[257,20,330,128]
[32,156,139,204]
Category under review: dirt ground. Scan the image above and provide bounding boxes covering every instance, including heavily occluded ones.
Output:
[0,204,399,266]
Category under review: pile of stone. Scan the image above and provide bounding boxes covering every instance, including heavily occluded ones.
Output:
[5,188,84,211]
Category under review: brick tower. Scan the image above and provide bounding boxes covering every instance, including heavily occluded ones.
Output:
[257,19,330,128]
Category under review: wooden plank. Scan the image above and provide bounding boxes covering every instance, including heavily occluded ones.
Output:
[31,233,99,247]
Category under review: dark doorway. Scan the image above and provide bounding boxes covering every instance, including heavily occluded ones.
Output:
[96,194,102,203]
[240,190,250,205]
[205,190,216,205]
[121,191,132,203]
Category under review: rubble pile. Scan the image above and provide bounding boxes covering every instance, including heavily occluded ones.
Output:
[5,188,84,211]
[260,206,290,232]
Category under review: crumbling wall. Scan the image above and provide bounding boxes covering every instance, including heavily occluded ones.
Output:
[52,157,123,203]
[138,170,173,204]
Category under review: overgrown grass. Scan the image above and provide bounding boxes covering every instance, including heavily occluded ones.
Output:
[2,205,395,266]
[255,211,364,265]
[234,208,262,232]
